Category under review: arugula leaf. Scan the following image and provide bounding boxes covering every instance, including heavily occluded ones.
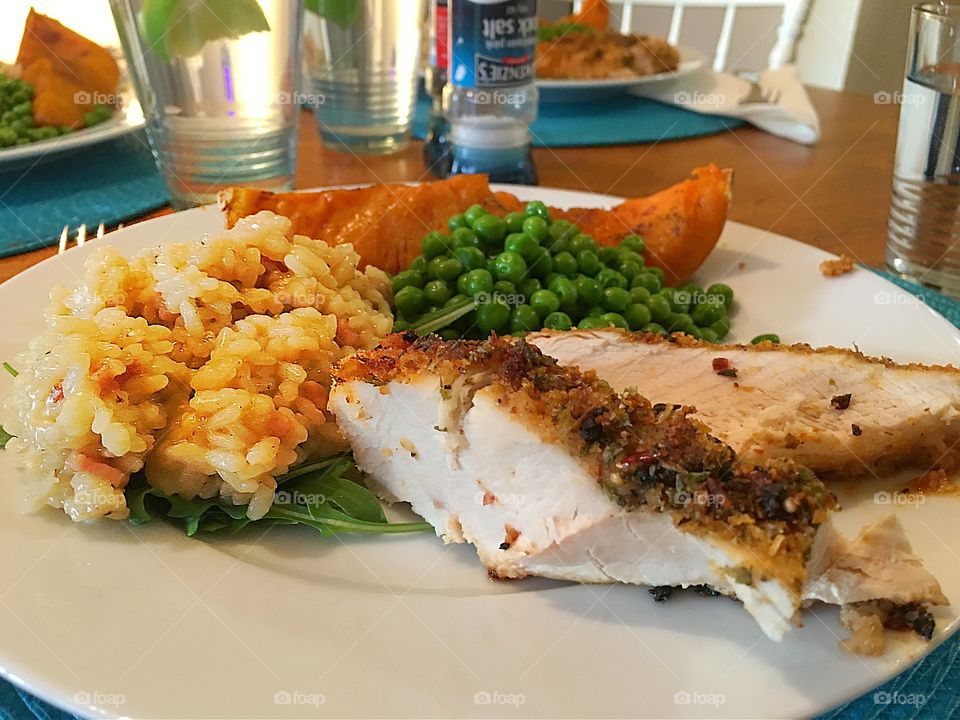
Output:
[3,362,18,377]
[407,297,478,336]
[125,454,431,538]
[0,427,11,449]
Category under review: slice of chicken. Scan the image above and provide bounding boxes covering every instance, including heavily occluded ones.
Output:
[329,334,946,643]
[530,329,960,476]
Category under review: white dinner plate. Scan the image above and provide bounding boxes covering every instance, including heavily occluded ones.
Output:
[0,96,145,172]
[0,185,958,719]
[536,46,706,103]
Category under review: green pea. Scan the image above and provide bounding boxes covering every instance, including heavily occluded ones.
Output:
[423,280,453,305]
[548,275,578,311]
[392,319,411,332]
[438,328,461,341]
[699,328,720,343]
[543,311,573,331]
[584,305,605,317]
[711,316,731,340]
[394,286,426,317]
[707,283,735,308]
[751,333,781,345]
[624,303,652,330]
[504,211,526,234]
[619,260,642,282]
[596,268,628,290]
[621,234,646,254]
[686,327,704,341]
[493,280,518,302]
[510,304,541,333]
[666,312,696,335]
[422,231,451,259]
[459,268,494,297]
[437,257,465,282]
[691,299,726,327]
[392,270,424,292]
[464,204,488,226]
[643,322,666,335]
[567,234,596,255]
[576,250,601,277]
[522,215,549,242]
[473,214,506,245]
[618,249,644,267]
[505,232,540,261]
[454,245,487,271]
[553,251,578,278]
[527,247,554,279]
[631,272,662,294]
[645,294,672,323]
[547,224,574,253]
[629,286,651,304]
[475,300,510,333]
[601,312,629,329]
[602,286,631,312]
[599,246,620,267]
[486,257,498,276]
[444,293,469,307]
[0,128,15,147]
[448,214,468,231]
[578,316,612,330]
[662,288,691,314]
[574,276,603,306]
[518,278,541,301]
[647,267,666,285]
[524,200,550,220]
[530,289,560,318]
[493,251,527,285]
[450,227,479,248]
[408,255,428,278]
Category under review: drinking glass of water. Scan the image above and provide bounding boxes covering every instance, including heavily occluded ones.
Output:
[304,0,426,154]
[887,2,960,296]
[110,0,304,209]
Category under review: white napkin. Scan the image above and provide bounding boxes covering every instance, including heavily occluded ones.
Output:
[632,64,821,145]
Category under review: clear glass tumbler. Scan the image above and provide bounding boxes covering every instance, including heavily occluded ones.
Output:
[110,0,304,209]
[887,2,960,296]
[304,0,426,154]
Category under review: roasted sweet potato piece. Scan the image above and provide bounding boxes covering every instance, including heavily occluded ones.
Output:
[17,9,120,96]
[559,0,610,30]
[20,57,91,128]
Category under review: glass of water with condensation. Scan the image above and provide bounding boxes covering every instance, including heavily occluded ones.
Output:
[887,3,960,296]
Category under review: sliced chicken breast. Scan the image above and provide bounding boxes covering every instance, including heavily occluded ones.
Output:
[530,329,960,476]
[330,334,946,643]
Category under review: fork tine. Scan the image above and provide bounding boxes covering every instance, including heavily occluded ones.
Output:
[96,223,105,240]
[76,224,87,248]
[58,225,69,254]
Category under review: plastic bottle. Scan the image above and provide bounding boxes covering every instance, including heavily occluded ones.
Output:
[443,0,538,185]
[423,0,452,176]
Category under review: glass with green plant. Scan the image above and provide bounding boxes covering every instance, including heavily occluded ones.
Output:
[110,0,304,208]
[303,0,426,154]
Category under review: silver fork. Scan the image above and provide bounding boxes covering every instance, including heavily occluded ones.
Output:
[57,223,118,254]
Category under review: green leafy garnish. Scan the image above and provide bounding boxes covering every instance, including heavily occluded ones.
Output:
[137,0,270,62]
[305,0,361,28]
[126,453,431,537]
[3,362,18,377]
[0,427,11,450]
[537,23,596,42]
[406,297,478,336]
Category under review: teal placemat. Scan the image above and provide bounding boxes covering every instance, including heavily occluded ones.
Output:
[1,271,958,720]
[0,131,169,259]
[412,92,743,148]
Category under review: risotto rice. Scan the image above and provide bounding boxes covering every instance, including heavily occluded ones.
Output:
[6,211,393,522]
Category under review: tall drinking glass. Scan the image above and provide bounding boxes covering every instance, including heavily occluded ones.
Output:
[110,0,304,209]
[887,2,960,296]
[304,0,426,154]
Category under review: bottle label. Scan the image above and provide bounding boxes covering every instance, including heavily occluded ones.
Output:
[449,0,538,89]
[435,1,449,69]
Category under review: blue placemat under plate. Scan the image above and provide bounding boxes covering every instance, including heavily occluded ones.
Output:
[1,275,958,719]
[0,131,169,259]
[412,92,743,148]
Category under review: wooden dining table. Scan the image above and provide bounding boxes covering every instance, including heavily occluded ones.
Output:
[0,86,896,284]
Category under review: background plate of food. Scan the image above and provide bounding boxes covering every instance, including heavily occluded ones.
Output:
[0,10,145,171]
[0,175,957,718]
